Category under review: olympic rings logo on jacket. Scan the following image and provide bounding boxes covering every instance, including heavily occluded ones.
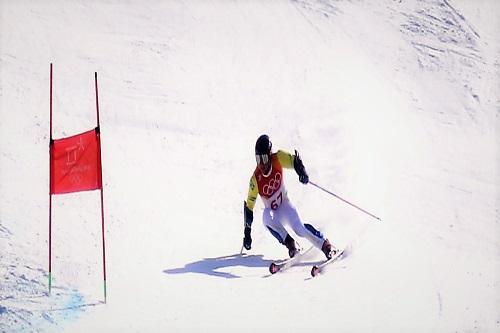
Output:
[262,172,281,196]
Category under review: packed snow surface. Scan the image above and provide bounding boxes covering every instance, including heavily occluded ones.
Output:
[0,0,499,332]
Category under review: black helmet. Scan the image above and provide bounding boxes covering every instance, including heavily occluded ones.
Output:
[255,134,272,155]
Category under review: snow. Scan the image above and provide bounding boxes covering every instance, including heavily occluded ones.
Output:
[1,0,499,332]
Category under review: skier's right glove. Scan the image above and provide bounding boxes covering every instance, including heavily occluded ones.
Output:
[243,226,252,250]
[243,201,253,250]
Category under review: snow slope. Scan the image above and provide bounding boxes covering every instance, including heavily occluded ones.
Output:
[0,0,499,332]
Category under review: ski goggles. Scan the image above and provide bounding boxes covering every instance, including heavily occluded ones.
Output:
[255,153,270,165]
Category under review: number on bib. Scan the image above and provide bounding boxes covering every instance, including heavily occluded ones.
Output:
[271,191,283,210]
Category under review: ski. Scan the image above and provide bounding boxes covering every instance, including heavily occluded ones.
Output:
[269,246,314,274]
[310,248,345,277]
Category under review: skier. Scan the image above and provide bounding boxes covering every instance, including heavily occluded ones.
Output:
[242,134,337,259]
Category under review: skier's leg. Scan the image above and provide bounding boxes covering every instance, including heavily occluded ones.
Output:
[284,202,336,258]
[262,208,287,244]
[262,208,297,257]
[302,223,336,259]
[281,200,326,250]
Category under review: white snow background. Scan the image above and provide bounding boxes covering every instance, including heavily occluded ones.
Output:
[0,0,499,332]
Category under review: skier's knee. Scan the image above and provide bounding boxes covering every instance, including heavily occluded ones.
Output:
[304,223,324,239]
[267,226,285,244]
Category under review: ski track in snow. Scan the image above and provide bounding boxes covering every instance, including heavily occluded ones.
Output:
[1,0,499,332]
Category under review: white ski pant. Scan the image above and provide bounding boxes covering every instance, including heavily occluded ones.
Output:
[262,199,325,249]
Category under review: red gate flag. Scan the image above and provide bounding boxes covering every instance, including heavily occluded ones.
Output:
[50,128,102,194]
[48,65,107,302]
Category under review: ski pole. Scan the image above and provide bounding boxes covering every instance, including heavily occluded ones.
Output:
[309,181,381,221]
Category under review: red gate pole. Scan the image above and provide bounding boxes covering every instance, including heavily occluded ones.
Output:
[95,72,107,303]
[48,63,53,294]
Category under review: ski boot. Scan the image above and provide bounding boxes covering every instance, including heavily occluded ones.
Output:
[321,239,337,260]
[284,234,298,258]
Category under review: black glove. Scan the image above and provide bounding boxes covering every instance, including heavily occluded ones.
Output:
[243,201,253,250]
[243,226,252,250]
[293,150,309,184]
[244,201,253,228]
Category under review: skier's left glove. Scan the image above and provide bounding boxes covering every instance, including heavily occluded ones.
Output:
[294,150,309,184]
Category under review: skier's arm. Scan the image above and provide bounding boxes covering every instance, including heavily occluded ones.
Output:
[243,175,258,250]
[277,150,294,168]
[245,175,258,212]
[277,150,309,184]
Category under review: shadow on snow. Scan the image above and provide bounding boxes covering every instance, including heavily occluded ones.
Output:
[163,253,274,279]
